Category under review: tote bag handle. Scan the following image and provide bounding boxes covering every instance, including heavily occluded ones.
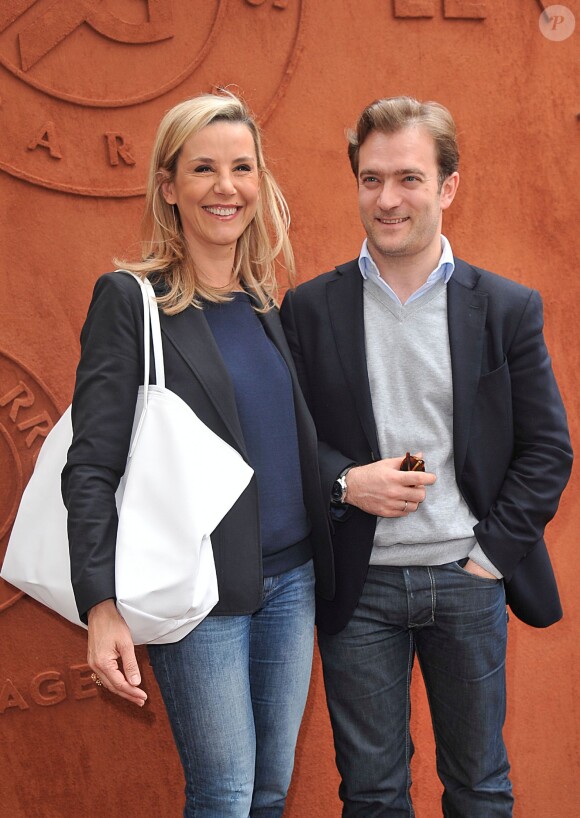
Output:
[116,272,166,456]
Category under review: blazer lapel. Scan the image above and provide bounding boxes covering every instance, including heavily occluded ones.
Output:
[327,261,380,457]
[448,259,488,479]
[158,305,248,457]
[257,302,318,439]
[258,301,297,374]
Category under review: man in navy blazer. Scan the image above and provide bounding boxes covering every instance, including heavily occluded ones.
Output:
[280,97,572,817]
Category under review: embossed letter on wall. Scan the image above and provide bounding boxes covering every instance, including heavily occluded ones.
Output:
[394,1,486,19]
[0,351,60,613]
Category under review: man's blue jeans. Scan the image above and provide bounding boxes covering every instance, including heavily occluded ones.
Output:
[148,559,315,818]
[318,562,514,817]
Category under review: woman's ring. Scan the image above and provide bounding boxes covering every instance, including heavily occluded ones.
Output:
[403,500,408,512]
[91,672,103,687]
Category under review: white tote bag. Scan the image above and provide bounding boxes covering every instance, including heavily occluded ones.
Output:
[1,274,253,644]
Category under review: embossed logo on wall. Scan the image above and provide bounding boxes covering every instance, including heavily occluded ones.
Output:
[0,0,303,196]
[0,351,60,613]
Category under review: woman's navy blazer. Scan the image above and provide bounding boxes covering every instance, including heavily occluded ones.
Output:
[62,272,334,621]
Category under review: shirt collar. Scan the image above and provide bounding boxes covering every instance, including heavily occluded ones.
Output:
[358,235,455,288]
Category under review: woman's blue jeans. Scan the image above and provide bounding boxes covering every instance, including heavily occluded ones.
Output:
[318,562,514,817]
[148,559,315,818]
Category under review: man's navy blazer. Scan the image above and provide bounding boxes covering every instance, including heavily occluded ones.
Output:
[62,272,334,621]
[280,258,572,634]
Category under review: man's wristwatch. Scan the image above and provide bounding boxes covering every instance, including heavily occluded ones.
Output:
[331,465,357,505]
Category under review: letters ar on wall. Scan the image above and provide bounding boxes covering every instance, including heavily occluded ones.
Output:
[0,2,578,817]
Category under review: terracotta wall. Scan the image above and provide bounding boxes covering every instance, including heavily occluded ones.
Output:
[1,2,578,816]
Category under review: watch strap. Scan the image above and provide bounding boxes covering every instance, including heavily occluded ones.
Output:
[331,464,357,505]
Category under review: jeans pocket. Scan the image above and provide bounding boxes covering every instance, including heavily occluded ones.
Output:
[451,560,500,583]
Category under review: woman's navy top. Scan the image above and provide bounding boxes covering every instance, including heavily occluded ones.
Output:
[204,293,311,576]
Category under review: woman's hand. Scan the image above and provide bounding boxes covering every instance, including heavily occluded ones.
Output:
[87,599,148,706]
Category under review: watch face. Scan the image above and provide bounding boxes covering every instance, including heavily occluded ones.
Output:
[331,481,343,501]
[331,475,347,503]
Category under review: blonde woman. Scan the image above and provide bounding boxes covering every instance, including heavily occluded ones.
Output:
[63,92,334,818]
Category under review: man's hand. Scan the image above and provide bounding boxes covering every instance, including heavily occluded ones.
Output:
[345,455,436,517]
[87,599,148,706]
[461,559,497,580]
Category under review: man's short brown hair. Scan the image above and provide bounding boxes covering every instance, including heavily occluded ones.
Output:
[347,96,459,187]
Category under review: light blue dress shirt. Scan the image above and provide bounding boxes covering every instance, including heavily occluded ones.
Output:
[358,234,455,305]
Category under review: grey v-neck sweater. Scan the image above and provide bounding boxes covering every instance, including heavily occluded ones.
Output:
[363,276,497,574]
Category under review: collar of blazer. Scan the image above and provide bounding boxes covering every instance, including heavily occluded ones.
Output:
[156,299,249,459]
[447,258,489,480]
[327,257,489,477]
[150,279,303,461]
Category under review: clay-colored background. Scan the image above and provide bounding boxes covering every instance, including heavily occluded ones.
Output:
[1,2,578,816]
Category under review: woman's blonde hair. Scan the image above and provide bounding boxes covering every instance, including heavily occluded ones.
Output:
[115,91,294,313]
